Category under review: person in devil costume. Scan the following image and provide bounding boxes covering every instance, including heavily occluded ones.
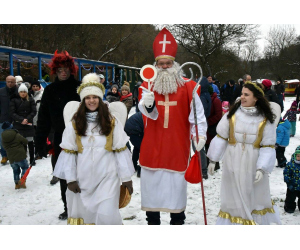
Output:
[35,50,81,220]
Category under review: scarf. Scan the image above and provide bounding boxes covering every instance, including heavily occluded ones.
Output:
[86,111,98,123]
[120,92,132,102]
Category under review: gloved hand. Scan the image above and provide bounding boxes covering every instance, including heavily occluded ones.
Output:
[144,92,155,108]
[192,136,206,152]
[122,180,133,195]
[208,162,216,176]
[67,181,81,193]
[254,169,264,184]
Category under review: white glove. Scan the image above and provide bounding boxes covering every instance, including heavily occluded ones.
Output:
[254,170,264,184]
[192,136,206,152]
[208,162,216,176]
[144,92,155,108]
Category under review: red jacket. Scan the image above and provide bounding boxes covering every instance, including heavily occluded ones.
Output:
[206,92,222,144]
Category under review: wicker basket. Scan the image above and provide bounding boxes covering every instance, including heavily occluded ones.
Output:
[119,185,131,209]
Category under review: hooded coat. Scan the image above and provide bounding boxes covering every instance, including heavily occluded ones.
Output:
[199,77,212,118]
[284,146,300,191]
[1,129,28,163]
[276,120,291,147]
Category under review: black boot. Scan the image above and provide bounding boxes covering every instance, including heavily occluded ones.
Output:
[58,210,68,220]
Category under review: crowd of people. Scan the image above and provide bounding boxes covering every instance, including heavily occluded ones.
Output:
[0,27,300,225]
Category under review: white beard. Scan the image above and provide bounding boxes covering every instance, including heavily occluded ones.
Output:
[152,61,185,95]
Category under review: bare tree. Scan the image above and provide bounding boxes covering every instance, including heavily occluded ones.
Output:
[167,24,257,75]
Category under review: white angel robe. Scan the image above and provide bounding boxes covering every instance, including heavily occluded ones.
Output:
[138,86,207,213]
[207,106,281,225]
[53,117,135,225]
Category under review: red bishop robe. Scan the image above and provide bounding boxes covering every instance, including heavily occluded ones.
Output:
[139,80,200,172]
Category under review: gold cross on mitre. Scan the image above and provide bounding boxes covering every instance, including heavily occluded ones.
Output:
[157,94,177,128]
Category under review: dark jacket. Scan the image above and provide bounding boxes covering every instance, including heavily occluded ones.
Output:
[10,95,37,138]
[284,146,300,191]
[106,89,120,103]
[35,75,81,152]
[0,86,18,123]
[220,83,236,105]
[199,77,212,118]
[1,129,28,163]
[124,112,144,148]
[233,81,244,102]
[264,88,283,112]
[274,83,285,95]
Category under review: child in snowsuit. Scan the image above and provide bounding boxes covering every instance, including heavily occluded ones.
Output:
[283,146,300,213]
[275,118,291,168]
[1,121,29,189]
[283,101,300,137]
[222,101,229,116]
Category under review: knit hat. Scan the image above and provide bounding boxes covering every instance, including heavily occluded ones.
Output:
[77,73,105,101]
[1,121,13,130]
[291,101,297,108]
[295,150,300,155]
[15,75,23,83]
[229,79,235,85]
[111,84,119,91]
[123,81,130,87]
[121,84,130,92]
[31,80,41,88]
[262,79,272,89]
[99,74,105,79]
[18,83,28,93]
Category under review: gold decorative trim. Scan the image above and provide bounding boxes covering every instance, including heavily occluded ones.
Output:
[260,145,275,148]
[77,82,105,96]
[252,206,275,215]
[253,118,267,148]
[63,149,78,155]
[228,114,237,145]
[218,210,256,225]
[114,146,127,153]
[244,81,264,96]
[72,121,83,153]
[217,134,228,141]
[67,217,95,225]
[155,55,175,61]
[105,118,115,152]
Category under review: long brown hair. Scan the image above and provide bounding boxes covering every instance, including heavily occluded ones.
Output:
[227,83,275,123]
[73,98,113,136]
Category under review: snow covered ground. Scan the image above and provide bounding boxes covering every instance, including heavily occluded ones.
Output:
[0,97,300,226]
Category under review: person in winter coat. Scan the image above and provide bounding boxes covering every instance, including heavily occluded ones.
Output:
[1,121,28,189]
[274,80,285,111]
[207,82,281,225]
[283,101,300,137]
[120,84,133,116]
[0,75,18,165]
[10,84,37,166]
[31,80,44,127]
[220,80,236,105]
[275,118,291,168]
[53,73,135,225]
[35,50,81,220]
[294,83,300,108]
[124,111,144,177]
[193,77,211,179]
[132,81,142,112]
[261,79,282,112]
[106,84,120,103]
[283,146,300,213]
[205,85,222,173]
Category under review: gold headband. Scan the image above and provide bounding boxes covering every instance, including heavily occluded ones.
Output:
[244,81,264,96]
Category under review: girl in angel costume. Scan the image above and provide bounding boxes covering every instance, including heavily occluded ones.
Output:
[53,73,135,225]
[207,81,282,225]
